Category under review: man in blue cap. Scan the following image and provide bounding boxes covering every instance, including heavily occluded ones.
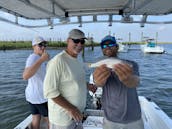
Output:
[90,35,144,129]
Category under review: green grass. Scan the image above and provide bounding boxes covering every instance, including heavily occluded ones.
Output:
[0,41,171,50]
[0,41,100,50]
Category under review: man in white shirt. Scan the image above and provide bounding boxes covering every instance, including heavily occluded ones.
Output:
[23,36,49,129]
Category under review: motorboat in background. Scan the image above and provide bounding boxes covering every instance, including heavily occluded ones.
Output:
[118,43,129,52]
[140,39,165,54]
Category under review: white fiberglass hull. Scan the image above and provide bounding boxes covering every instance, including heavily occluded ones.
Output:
[141,45,165,54]
[118,44,129,53]
[14,96,172,129]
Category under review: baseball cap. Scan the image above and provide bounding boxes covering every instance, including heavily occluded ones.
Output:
[32,36,47,46]
[101,35,117,44]
[68,29,87,39]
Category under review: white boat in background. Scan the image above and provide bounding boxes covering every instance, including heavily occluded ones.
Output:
[14,95,172,129]
[118,43,129,52]
[141,39,165,54]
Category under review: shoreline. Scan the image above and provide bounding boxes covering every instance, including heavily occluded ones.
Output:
[0,42,172,50]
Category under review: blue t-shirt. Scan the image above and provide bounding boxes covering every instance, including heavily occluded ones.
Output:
[101,59,141,123]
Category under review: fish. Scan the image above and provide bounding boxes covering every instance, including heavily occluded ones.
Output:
[87,58,123,69]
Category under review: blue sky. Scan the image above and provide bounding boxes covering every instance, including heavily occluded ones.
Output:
[1,11,172,43]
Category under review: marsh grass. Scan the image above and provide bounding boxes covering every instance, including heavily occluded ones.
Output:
[0,41,169,50]
[0,41,100,50]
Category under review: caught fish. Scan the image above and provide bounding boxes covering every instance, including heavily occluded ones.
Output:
[88,58,123,69]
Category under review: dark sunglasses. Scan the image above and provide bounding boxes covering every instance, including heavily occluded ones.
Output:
[101,43,118,49]
[71,38,85,44]
[37,42,47,47]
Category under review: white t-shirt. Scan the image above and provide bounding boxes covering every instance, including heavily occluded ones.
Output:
[44,50,87,126]
[25,53,47,104]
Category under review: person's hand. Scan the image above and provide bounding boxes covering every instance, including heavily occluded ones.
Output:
[40,50,49,62]
[113,63,133,82]
[87,83,97,93]
[93,64,111,86]
[67,106,83,122]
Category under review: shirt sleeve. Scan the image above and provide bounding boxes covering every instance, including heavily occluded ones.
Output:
[43,58,61,99]
[25,54,39,68]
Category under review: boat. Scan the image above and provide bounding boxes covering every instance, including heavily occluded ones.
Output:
[1,1,172,129]
[118,43,129,52]
[15,88,172,129]
[1,0,172,28]
[140,39,165,54]
[14,95,172,129]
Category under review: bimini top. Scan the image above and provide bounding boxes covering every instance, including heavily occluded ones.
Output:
[0,0,172,28]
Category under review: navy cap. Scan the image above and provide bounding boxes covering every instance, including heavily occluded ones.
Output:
[101,35,116,44]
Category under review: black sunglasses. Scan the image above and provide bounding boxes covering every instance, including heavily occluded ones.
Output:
[71,39,85,44]
[38,42,47,47]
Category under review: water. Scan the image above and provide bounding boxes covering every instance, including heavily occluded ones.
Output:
[0,44,172,129]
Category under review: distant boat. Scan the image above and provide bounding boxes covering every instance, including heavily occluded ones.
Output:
[118,43,129,52]
[140,39,165,54]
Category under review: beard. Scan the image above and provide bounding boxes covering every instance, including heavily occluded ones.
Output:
[103,49,117,57]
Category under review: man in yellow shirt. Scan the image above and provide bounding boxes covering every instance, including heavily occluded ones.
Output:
[44,29,87,129]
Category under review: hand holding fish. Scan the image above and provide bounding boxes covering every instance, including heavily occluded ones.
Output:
[114,63,139,87]
[93,64,111,87]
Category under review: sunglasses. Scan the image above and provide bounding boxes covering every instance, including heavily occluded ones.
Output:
[101,43,118,49]
[37,42,47,47]
[71,38,85,44]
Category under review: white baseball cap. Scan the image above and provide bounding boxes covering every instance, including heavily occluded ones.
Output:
[32,36,46,46]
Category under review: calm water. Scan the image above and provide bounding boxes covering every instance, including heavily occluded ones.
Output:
[0,44,172,129]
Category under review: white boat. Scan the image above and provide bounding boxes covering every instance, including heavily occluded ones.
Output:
[118,43,129,53]
[140,39,165,54]
[14,96,172,129]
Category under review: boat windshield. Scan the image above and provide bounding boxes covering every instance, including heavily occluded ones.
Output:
[147,42,156,47]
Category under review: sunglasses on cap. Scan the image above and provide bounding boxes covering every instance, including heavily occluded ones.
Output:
[101,42,118,49]
[37,42,47,47]
[71,38,85,44]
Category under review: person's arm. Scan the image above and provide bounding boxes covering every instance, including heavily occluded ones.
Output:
[93,64,111,87]
[114,63,140,88]
[52,95,83,122]
[23,52,49,80]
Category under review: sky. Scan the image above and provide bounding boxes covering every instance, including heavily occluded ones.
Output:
[1,11,172,43]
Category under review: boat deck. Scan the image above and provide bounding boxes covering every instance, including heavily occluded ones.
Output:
[14,96,172,129]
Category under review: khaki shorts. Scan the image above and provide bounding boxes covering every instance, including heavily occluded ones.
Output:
[103,118,144,129]
[50,121,83,129]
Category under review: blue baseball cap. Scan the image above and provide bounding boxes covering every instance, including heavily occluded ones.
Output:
[100,35,118,49]
[101,35,117,44]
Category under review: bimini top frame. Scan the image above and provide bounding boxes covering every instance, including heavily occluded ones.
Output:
[0,0,172,28]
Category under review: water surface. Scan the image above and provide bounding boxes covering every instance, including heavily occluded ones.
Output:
[0,44,172,129]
